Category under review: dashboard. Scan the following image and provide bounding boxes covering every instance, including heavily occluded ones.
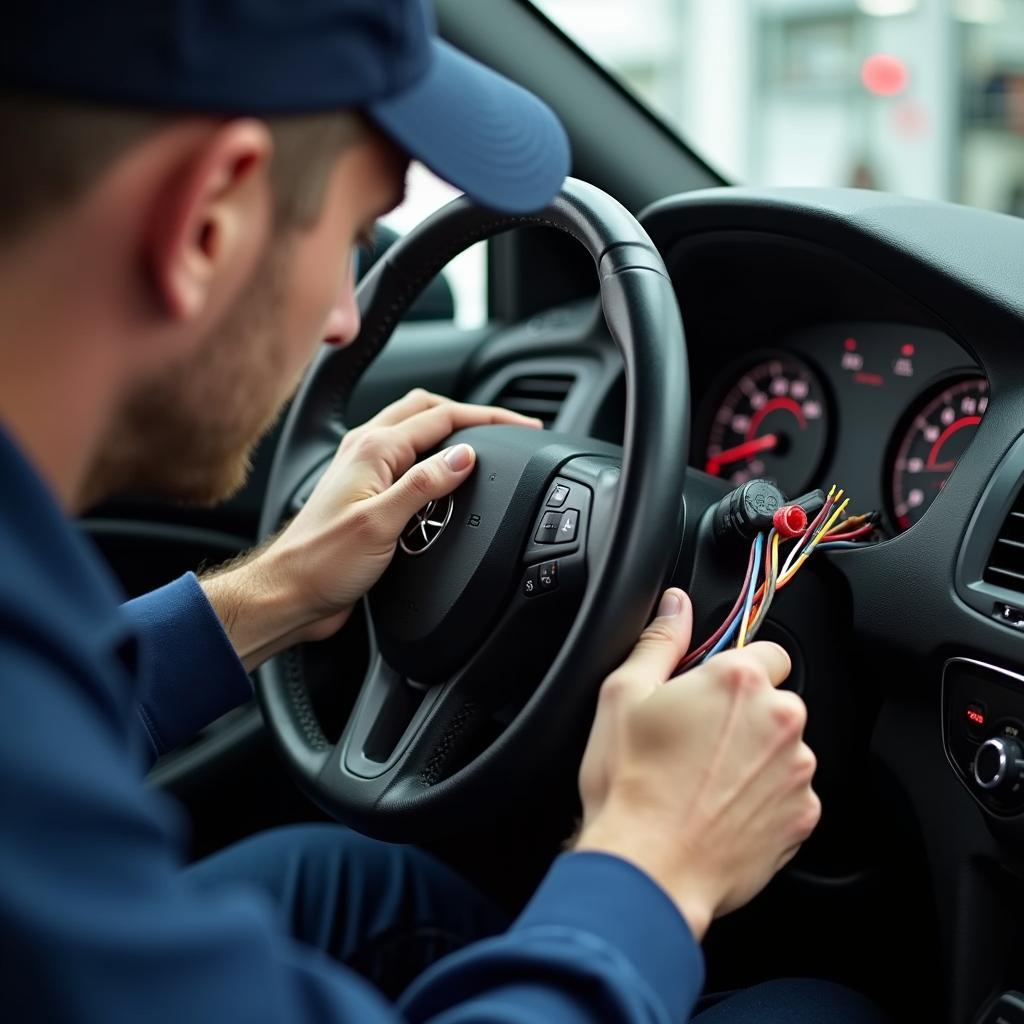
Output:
[695,322,986,534]
[146,184,1024,1021]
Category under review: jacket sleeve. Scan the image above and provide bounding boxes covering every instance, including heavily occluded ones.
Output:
[1,629,705,1024]
[122,572,253,762]
[402,851,705,1024]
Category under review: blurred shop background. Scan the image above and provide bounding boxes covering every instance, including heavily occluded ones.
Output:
[535,0,1024,213]
[389,0,1022,326]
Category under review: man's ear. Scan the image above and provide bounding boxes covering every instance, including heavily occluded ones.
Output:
[146,119,274,322]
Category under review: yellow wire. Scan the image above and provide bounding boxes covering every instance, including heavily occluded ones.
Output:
[739,531,779,648]
[737,486,858,650]
[779,497,849,587]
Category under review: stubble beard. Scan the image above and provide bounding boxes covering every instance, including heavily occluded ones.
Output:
[83,240,300,510]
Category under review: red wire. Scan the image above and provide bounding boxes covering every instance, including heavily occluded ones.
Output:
[676,536,759,672]
[802,495,835,544]
[824,523,875,542]
[744,497,835,611]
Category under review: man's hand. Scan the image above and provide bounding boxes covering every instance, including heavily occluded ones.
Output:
[574,588,821,942]
[201,388,541,671]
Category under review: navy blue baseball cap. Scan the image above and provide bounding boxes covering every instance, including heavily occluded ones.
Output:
[0,1,570,214]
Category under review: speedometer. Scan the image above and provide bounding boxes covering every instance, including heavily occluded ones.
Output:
[889,376,988,532]
[704,355,830,496]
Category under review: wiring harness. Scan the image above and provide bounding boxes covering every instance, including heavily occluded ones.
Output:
[677,484,878,674]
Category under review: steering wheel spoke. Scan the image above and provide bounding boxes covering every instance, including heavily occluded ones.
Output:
[257,179,690,839]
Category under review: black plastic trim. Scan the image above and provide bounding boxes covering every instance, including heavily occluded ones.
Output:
[957,432,1024,622]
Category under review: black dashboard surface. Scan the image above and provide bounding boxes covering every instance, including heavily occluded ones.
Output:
[462,187,1024,1018]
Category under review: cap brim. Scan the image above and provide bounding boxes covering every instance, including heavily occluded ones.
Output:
[367,39,569,215]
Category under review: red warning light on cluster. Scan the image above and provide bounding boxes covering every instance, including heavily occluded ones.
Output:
[844,337,858,352]
[966,707,985,727]
[901,343,915,357]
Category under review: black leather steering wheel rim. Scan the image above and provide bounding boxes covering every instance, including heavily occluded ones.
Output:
[257,178,689,839]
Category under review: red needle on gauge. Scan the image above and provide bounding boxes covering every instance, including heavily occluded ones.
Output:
[705,433,778,476]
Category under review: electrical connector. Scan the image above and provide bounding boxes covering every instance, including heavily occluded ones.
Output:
[773,504,808,539]
[713,479,786,543]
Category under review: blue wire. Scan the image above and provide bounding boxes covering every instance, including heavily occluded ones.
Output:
[703,532,764,661]
[704,609,742,659]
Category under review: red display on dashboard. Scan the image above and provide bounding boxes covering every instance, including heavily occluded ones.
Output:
[966,707,985,727]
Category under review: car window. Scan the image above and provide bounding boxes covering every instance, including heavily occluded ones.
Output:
[380,162,488,328]
[533,0,1024,217]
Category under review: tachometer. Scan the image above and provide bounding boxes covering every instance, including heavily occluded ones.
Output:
[889,376,988,532]
[704,355,830,496]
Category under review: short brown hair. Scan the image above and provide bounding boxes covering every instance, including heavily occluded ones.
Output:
[0,94,367,242]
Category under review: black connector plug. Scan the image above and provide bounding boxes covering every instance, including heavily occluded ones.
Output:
[713,479,786,542]
[713,482,828,544]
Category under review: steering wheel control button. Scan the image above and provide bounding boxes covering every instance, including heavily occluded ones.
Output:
[535,511,562,543]
[557,509,579,542]
[974,737,1024,792]
[538,561,559,592]
[547,484,570,508]
[522,566,540,598]
[524,478,592,563]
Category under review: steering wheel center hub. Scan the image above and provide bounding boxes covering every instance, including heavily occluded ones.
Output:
[369,425,570,684]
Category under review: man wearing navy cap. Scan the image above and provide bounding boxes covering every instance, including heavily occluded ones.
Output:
[0,2,886,1022]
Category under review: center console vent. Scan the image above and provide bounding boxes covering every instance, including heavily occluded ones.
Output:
[494,373,576,427]
[984,485,1024,595]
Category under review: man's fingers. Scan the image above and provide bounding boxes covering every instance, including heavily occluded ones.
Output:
[361,388,447,430]
[371,444,477,539]
[362,389,542,437]
[705,642,792,689]
[611,590,694,694]
[389,402,542,463]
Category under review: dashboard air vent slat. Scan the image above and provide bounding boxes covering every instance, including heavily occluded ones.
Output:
[984,488,1024,594]
[494,373,575,427]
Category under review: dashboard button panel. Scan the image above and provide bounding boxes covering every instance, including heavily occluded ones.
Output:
[943,658,1024,816]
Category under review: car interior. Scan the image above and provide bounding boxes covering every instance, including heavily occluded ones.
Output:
[80,2,1024,1022]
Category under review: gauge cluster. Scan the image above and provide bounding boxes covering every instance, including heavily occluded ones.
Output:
[696,323,986,534]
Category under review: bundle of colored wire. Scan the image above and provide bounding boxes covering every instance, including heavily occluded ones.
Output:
[677,534,760,671]
[674,485,876,675]
[742,529,779,646]
[816,511,881,548]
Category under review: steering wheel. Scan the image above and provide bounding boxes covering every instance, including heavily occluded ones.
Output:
[257,178,688,840]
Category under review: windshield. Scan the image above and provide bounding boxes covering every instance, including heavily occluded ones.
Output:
[532,0,1024,216]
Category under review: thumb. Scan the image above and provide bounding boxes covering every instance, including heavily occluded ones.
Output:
[617,589,693,693]
[375,443,476,538]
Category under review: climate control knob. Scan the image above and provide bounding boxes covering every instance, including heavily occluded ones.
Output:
[974,736,1024,792]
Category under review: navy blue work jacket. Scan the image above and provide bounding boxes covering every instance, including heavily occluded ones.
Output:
[0,427,703,1023]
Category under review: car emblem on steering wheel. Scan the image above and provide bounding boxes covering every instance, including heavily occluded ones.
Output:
[399,494,454,556]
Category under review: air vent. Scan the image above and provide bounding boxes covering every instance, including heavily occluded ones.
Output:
[984,488,1024,593]
[494,373,575,427]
